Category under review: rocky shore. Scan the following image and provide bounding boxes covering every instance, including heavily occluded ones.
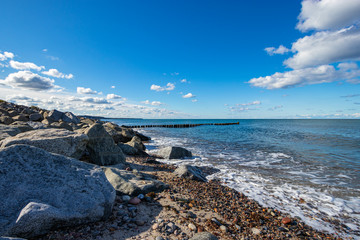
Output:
[0,100,343,240]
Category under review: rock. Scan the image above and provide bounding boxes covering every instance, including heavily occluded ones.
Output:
[41,118,53,125]
[102,166,168,196]
[135,132,151,141]
[118,143,138,155]
[0,116,14,125]
[7,110,18,117]
[0,145,115,238]
[0,237,27,240]
[0,128,88,159]
[282,217,291,224]
[85,123,126,166]
[129,197,141,205]
[152,223,159,230]
[49,121,73,131]
[157,146,192,159]
[0,124,21,141]
[12,114,29,122]
[155,237,164,240]
[220,225,227,233]
[29,112,43,121]
[47,109,63,121]
[122,195,131,202]
[189,232,218,240]
[188,223,197,231]
[135,220,145,226]
[126,136,145,152]
[9,122,33,132]
[251,227,261,235]
[26,121,47,129]
[174,165,207,182]
[63,112,80,124]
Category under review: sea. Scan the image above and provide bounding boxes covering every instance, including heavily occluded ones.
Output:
[109,119,360,239]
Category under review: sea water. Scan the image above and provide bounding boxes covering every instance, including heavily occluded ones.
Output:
[110,119,360,239]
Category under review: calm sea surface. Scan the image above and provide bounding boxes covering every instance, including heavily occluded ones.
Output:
[109,119,360,238]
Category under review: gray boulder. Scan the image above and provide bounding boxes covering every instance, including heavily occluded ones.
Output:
[63,112,80,124]
[47,109,63,122]
[49,121,73,131]
[0,124,21,141]
[29,112,43,121]
[12,114,29,122]
[118,143,138,155]
[0,145,115,238]
[85,123,126,166]
[103,167,168,196]
[126,136,145,152]
[9,122,33,133]
[157,146,192,159]
[190,232,218,240]
[0,116,14,125]
[0,128,88,159]
[174,165,207,182]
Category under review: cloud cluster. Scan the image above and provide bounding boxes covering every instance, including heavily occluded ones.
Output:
[142,100,163,106]
[236,100,261,106]
[77,87,98,95]
[296,0,360,32]
[0,51,14,61]
[252,0,360,89]
[250,63,360,89]
[42,69,73,79]
[150,83,175,91]
[10,60,44,71]
[0,71,56,91]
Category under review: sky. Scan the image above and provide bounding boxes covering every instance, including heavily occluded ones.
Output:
[1,0,360,119]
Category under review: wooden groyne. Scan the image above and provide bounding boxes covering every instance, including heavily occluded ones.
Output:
[123,122,239,128]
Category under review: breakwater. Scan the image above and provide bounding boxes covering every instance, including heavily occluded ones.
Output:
[123,122,239,128]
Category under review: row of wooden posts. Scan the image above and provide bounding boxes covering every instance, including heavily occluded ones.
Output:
[123,122,239,128]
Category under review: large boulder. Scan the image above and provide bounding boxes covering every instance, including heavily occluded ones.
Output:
[157,146,192,159]
[174,165,207,182]
[0,116,14,125]
[47,109,63,122]
[126,136,145,152]
[63,112,80,124]
[0,124,21,141]
[103,167,168,196]
[118,143,138,155]
[85,123,126,166]
[0,128,88,159]
[29,112,43,122]
[0,145,116,238]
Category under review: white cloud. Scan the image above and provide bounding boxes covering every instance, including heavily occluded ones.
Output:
[249,63,360,89]
[265,45,291,55]
[0,71,55,91]
[181,79,187,83]
[106,94,122,99]
[285,27,360,69]
[150,82,175,91]
[10,60,44,71]
[182,93,196,98]
[42,69,73,79]
[142,100,163,106]
[237,100,261,106]
[77,87,98,94]
[0,51,14,61]
[297,0,360,32]
[191,99,198,102]
[111,86,115,89]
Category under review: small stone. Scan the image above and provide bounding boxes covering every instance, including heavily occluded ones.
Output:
[155,237,164,240]
[251,228,261,235]
[220,225,227,233]
[136,220,145,226]
[137,193,144,199]
[122,195,131,202]
[152,223,159,230]
[188,223,197,231]
[129,197,141,205]
[282,217,291,224]
[211,218,221,226]
[128,206,137,212]
[187,211,196,218]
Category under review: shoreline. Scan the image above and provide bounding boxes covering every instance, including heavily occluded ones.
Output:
[33,154,343,240]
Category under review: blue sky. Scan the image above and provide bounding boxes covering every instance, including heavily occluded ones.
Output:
[1,0,360,119]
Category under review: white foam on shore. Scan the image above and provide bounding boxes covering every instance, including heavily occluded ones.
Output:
[142,131,360,239]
